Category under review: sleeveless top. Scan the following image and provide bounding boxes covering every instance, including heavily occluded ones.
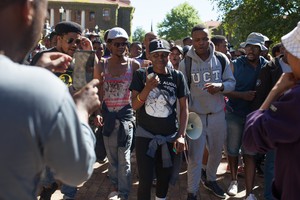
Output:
[103,59,133,112]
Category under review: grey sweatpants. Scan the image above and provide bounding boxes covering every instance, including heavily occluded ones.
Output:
[187,111,227,194]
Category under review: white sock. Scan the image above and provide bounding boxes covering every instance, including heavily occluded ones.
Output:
[155,197,166,200]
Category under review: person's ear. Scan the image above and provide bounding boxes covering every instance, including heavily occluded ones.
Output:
[21,0,35,26]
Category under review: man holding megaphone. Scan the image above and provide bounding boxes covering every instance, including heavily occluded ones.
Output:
[179,24,236,199]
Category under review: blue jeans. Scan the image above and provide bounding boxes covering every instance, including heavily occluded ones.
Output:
[41,167,77,198]
[226,111,255,156]
[61,184,77,198]
[264,150,275,200]
[103,120,133,200]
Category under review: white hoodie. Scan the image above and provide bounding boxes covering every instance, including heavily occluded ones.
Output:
[179,42,236,114]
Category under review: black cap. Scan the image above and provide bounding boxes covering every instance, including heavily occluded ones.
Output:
[55,21,83,35]
[149,39,170,54]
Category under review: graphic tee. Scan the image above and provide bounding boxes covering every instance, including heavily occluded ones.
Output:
[130,66,189,136]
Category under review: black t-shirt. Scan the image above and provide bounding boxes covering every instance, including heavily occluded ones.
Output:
[31,47,74,86]
[129,66,189,136]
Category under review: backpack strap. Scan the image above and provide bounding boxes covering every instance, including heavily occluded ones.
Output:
[214,51,226,75]
[184,56,192,89]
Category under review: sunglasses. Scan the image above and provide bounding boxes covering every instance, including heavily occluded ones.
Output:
[65,37,81,45]
[112,42,128,47]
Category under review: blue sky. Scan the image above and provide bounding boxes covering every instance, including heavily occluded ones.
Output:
[130,0,219,33]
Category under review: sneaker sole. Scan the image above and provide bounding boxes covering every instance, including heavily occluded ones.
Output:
[203,183,226,199]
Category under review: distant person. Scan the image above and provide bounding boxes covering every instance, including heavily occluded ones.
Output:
[129,41,143,58]
[141,32,158,60]
[0,1,100,200]
[168,39,175,48]
[271,43,283,58]
[243,22,300,200]
[211,35,229,55]
[261,35,273,61]
[169,45,183,70]
[183,36,193,46]
[92,39,105,60]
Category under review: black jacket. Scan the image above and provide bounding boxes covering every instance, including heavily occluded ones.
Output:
[252,55,284,110]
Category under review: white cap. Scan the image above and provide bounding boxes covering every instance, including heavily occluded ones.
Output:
[282,22,300,59]
[107,27,128,40]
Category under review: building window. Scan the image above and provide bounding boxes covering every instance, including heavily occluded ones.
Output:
[76,10,81,22]
[89,11,95,21]
[103,8,110,21]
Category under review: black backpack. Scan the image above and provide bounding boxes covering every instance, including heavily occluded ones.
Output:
[184,51,226,89]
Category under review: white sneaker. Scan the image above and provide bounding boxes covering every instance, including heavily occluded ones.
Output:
[245,193,257,200]
[108,191,119,200]
[227,180,238,196]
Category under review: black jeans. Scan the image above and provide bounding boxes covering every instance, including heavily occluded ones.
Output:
[135,137,174,200]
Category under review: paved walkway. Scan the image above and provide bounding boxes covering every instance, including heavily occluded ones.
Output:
[49,153,265,200]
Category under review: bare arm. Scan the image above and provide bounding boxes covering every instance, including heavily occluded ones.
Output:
[260,73,297,110]
[173,96,188,153]
[226,90,256,101]
[35,52,72,72]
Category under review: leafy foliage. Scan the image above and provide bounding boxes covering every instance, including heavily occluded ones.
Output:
[132,26,146,43]
[209,0,300,47]
[157,2,202,41]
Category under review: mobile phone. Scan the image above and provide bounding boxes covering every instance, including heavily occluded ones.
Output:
[72,50,96,90]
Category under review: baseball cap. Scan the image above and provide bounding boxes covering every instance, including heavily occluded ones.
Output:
[55,21,82,35]
[240,32,268,51]
[149,39,170,54]
[170,45,183,55]
[107,27,128,40]
[282,21,300,59]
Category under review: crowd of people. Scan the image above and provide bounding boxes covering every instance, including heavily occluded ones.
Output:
[1,1,300,200]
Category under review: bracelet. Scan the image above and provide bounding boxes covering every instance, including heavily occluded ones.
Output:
[137,94,145,103]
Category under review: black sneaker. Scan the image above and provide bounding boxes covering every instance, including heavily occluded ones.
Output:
[203,181,226,199]
[39,182,58,200]
[187,193,197,200]
[201,169,207,184]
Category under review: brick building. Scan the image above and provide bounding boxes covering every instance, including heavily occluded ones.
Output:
[47,0,134,36]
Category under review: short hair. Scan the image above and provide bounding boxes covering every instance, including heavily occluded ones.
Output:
[191,24,208,35]
[130,41,142,49]
[211,35,227,46]
[183,37,192,43]
[49,31,58,41]
[271,43,282,57]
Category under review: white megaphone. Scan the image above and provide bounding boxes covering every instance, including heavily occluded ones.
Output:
[186,112,203,140]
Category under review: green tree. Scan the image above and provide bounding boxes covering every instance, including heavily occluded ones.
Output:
[132,26,146,43]
[157,2,202,41]
[209,0,300,47]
